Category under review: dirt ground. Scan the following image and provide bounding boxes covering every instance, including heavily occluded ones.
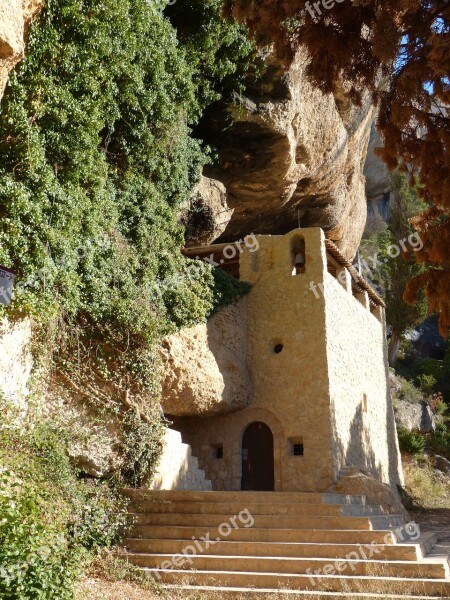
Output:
[410,508,450,541]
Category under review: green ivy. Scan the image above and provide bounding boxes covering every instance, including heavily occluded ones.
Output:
[0,0,254,392]
[0,2,256,596]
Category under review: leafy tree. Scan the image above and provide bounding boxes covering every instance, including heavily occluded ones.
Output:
[223,0,450,338]
[167,0,258,109]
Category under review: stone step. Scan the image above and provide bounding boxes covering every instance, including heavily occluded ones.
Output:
[128,511,403,530]
[123,489,368,505]
[123,538,421,561]
[128,553,449,579]
[143,568,450,596]
[128,525,398,545]
[128,500,386,517]
[162,583,447,599]
[147,430,212,492]
[188,456,198,469]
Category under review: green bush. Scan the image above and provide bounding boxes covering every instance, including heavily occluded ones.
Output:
[0,414,128,599]
[398,377,424,404]
[398,428,427,454]
[426,425,450,460]
[416,373,437,396]
[0,2,257,596]
[0,0,255,395]
[121,410,166,488]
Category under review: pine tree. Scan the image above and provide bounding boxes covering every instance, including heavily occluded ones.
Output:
[381,174,427,365]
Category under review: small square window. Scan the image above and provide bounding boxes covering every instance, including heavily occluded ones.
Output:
[293,444,304,456]
[215,446,223,459]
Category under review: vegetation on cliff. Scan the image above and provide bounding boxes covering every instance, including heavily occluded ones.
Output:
[0,395,128,599]
[0,0,253,463]
[0,1,255,596]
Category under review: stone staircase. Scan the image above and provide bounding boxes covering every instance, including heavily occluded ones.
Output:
[148,429,212,491]
[122,489,450,598]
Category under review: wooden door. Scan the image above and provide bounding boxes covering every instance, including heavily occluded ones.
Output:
[241,421,274,491]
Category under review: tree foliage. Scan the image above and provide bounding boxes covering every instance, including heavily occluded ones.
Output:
[223,0,450,337]
[383,173,427,364]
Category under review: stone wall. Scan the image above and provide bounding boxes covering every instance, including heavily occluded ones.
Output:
[324,274,403,488]
[176,229,336,492]
[174,228,403,493]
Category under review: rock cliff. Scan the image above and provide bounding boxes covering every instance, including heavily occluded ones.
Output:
[197,51,376,260]
[0,10,381,438]
[160,299,251,417]
[0,0,41,100]
[364,123,390,205]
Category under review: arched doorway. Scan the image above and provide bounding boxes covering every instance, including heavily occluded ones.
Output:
[241,421,274,491]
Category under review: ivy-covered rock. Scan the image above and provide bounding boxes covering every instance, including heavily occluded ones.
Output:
[0,0,254,400]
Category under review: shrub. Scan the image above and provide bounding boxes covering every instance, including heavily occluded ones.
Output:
[403,454,450,510]
[398,428,426,454]
[427,391,447,415]
[0,0,255,403]
[0,411,128,599]
[426,425,450,460]
[398,377,424,404]
[416,373,437,396]
[120,410,166,488]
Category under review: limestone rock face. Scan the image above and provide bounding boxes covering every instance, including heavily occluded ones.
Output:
[201,51,376,260]
[67,416,122,479]
[432,454,450,475]
[364,123,390,202]
[160,299,251,417]
[182,176,234,247]
[0,318,33,410]
[45,379,123,478]
[0,0,42,100]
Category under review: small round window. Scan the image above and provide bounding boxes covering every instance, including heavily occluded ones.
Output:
[269,339,284,354]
